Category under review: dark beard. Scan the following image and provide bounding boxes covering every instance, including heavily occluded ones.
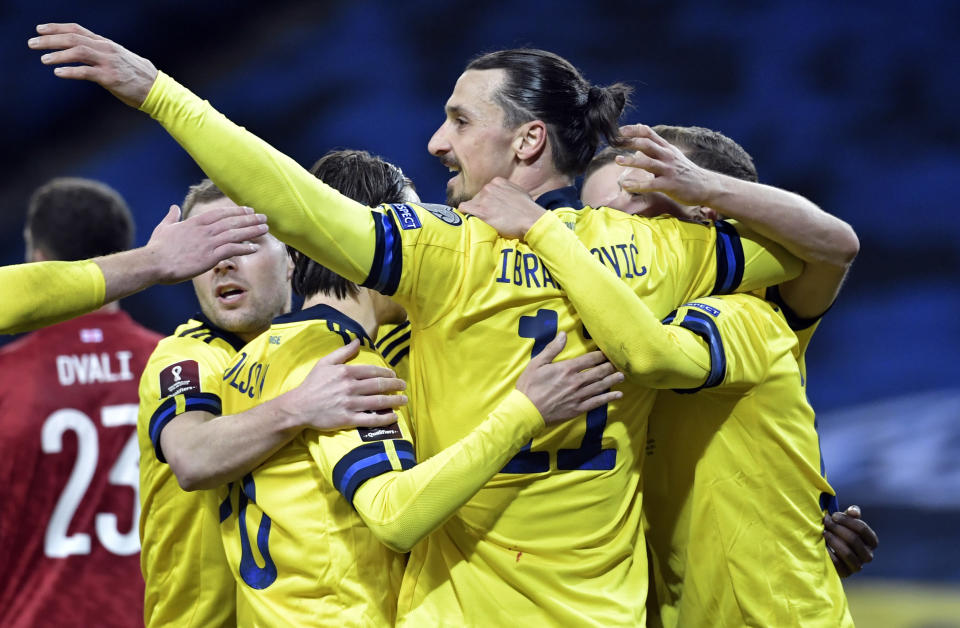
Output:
[445,183,468,208]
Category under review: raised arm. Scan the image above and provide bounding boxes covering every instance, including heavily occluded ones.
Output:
[616,124,859,319]
[0,204,265,334]
[158,341,406,490]
[343,336,624,552]
[30,23,378,284]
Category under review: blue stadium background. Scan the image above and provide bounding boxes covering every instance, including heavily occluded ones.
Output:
[2,1,958,622]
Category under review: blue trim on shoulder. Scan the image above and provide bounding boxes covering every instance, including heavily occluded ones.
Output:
[671,310,726,394]
[375,320,410,349]
[273,304,373,346]
[535,186,584,211]
[361,210,403,296]
[149,392,222,463]
[332,441,394,505]
[712,220,745,295]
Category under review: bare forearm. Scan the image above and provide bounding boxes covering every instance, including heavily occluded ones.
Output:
[702,173,859,268]
[95,247,165,303]
[163,398,301,490]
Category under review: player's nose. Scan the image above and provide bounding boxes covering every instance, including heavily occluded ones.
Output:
[427,122,451,157]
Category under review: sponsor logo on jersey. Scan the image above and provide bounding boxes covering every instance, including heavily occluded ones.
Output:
[393,203,422,230]
[420,203,463,226]
[269,335,281,345]
[683,302,722,317]
[358,421,403,442]
[159,359,201,397]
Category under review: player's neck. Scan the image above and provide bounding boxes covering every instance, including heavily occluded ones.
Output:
[511,167,574,202]
[302,291,379,339]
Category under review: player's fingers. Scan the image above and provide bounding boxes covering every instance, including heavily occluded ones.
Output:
[350,394,408,412]
[350,377,406,396]
[340,363,399,381]
[845,505,862,519]
[823,520,869,567]
[160,204,181,226]
[36,23,103,39]
[619,123,655,139]
[575,390,623,414]
[28,32,96,51]
[316,339,360,366]
[51,65,101,81]
[211,241,259,260]
[556,350,607,373]
[533,332,566,365]
[823,528,861,574]
[209,223,269,248]
[574,361,618,387]
[825,542,852,578]
[576,371,625,399]
[830,511,879,550]
[190,205,258,225]
[39,45,103,67]
[614,152,664,177]
[349,410,399,428]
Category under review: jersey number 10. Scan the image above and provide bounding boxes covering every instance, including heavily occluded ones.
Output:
[501,309,617,474]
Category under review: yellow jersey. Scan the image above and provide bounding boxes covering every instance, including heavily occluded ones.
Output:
[218,303,544,627]
[375,320,411,383]
[137,315,243,627]
[0,260,104,334]
[643,295,852,628]
[142,72,802,626]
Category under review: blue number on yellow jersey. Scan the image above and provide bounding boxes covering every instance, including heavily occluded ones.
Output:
[218,304,412,627]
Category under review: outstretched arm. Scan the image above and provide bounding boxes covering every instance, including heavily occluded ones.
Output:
[616,124,859,319]
[30,23,378,285]
[0,204,266,334]
[347,335,624,552]
[159,341,407,490]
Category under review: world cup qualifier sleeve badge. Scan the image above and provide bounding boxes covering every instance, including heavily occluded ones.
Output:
[159,360,201,397]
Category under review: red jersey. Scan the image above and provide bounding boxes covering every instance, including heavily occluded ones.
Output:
[0,309,161,627]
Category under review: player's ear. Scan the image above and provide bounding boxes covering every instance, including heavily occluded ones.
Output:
[513,120,547,162]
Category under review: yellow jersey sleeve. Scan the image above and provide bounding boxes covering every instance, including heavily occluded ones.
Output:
[523,212,799,389]
[141,73,468,326]
[0,260,104,334]
[140,332,230,463]
[349,389,543,553]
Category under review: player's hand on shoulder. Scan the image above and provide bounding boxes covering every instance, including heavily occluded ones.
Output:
[516,332,624,425]
[146,204,269,284]
[29,23,158,108]
[461,177,546,239]
[282,339,408,431]
[823,504,879,578]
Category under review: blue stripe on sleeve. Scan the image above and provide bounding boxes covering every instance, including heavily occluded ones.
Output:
[712,220,745,295]
[148,392,222,463]
[394,440,417,470]
[361,210,404,296]
[332,442,394,505]
[672,310,727,394]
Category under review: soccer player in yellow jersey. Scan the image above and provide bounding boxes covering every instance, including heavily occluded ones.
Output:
[215,148,622,626]
[36,26,807,625]
[0,194,267,335]
[138,179,406,627]
[546,124,874,626]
